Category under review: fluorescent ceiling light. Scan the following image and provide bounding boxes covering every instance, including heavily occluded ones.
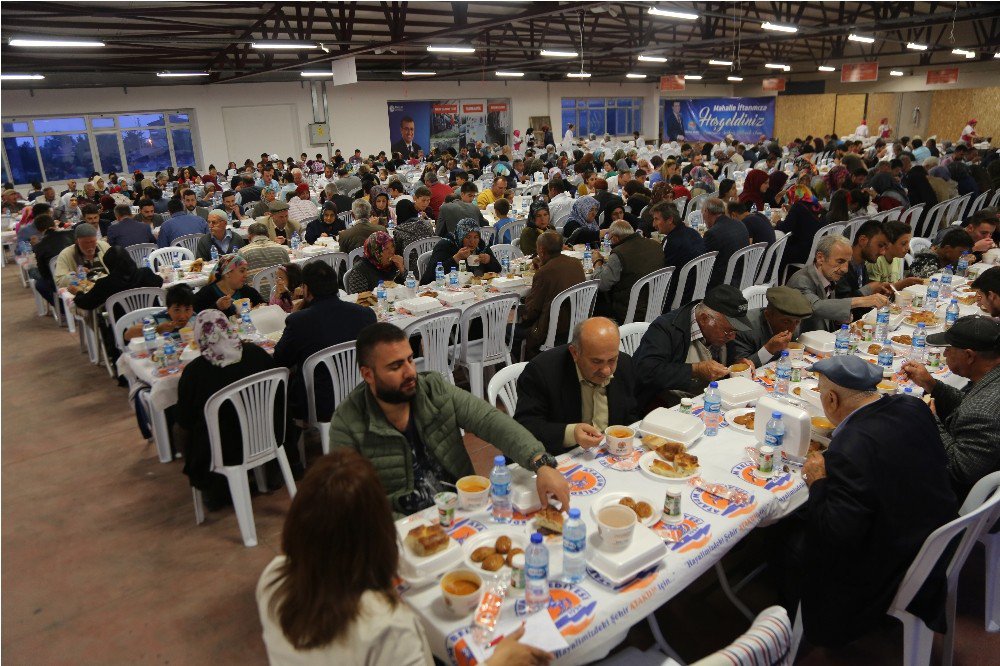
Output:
[9,38,105,47]
[952,48,975,59]
[727,76,744,82]
[683,74,702,80]
[995,53,1000,59]
[540,49,577,58]
[648,7,699,20]
[708,59,733,66]
[0,73,45,80]
[157,71,209,78]
[761,22,797,33]
[848,34,876,44]
[818,65,836,72]
[906,42,928,51]
[251,41,317,50]
[300,71,334,77]
[426,45,475,54]
[638,54,668,63]
[626,73,648,79]
[495,71,524,77]
[402,70,436,76]
[765,63,791,71]
[567,72,591,78]
[889,70,904,76]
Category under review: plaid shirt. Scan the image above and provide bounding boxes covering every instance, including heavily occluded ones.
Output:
[238,237,290,276]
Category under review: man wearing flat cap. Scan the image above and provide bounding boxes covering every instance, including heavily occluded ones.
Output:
[54,222,110,291]
[633,284,752,407]
[728,286,813,368]
[903,315,1000,500]
[782,355,956,648]
[256,200,301,245]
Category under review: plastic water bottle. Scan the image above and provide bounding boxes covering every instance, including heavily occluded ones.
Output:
[449,266,459,287]
[405,270,417,297]
[172,257,182,281]
[525,532,550,612]
[910,323,927,362]
[142,317,158,354]
[878,341,894,374]
[601,235,611,256]
[210,245,219,262]
[764,412,785,458]
[703,381,722,436]
[239,312,255,338]
[875,305,891,343]
[435,261,445,286]
[582,245,593,272]
[501,254,511,275]
[945,298,960,330]
[925,278,940,312]
[835,324,851,356]
[940,265,953,300]
[562,508,587,584]
[145,256,153,271]
[774,351,791,397]
[387,217,395,233]
[160,334,177,371]
[750,203,758,214]
[75,264,86,283]
[290,232,300,250]
[376,280,387,309]
[489,455,512,524]
[956,254,969,278]
[763,203,771,219]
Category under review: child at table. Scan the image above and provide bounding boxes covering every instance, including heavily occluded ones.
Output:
[492,198,515,244]
[123,284,195,342]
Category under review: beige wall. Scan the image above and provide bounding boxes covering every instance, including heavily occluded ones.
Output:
[866,93,900,136]
[834,94,867,137]
[927,86,1000,143]
[775,94,836,143]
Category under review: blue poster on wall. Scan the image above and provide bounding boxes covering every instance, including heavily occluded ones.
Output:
[387,101,431,159]
[660,97,774,143]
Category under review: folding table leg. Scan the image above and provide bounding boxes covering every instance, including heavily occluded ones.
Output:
[149,407,174,463]
[714,561,755,621]
[646,614,686,665]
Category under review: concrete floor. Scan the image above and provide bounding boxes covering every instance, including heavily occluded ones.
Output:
[2,265,997,664]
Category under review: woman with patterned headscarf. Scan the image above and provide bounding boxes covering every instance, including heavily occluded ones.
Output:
[368,185,392,224]
[688,166,716,197]
[175,309,286,508]
[738,169,770,211]
[420,217,500,284]
[194,253,264,315]
[777,185,827,277]
[561,195,601,240]
[824,165,850,197]
[346,231,406,294]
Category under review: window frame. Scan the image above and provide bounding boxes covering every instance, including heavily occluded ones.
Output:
[560,98,643,138]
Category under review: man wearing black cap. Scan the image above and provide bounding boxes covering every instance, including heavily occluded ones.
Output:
[902,315,1000,500]
[728,286,813,367]
[971,266,1000,318]
[785,355,956,647]
[633,284,752,407]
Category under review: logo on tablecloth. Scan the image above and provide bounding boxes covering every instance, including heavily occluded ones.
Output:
[557,462,607,496]
[690,484,757,518]
[446,518,487,544]
[486,505,536,526]
[731,461,795,493]
[594,448,644,471]
[514,582,596,636]
[445,627,478,666]
[586,563,660,591]
[652,514,712,553]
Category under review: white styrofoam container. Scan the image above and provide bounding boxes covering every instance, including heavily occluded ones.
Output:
[716,376,766,410]
[799,330,836,356]
[509,464,542,514]
[395,296,443,314]
[491,276,527,291]
[312,237,338,248]
[395,515,462,584]
[437,289,476,306]
[586,524,667,585]
[638,408,706,445]
[753,394,813,462]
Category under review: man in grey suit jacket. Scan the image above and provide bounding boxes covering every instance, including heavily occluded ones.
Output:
[181,189,210,220]
[728,286,813,367]
[786,235,888,333]
[903,315,1000,500]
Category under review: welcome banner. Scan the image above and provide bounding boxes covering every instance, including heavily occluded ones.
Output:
[661,97,775,143]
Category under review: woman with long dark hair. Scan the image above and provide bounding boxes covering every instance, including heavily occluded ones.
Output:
[904,166,939,208]
[777,185,826,277]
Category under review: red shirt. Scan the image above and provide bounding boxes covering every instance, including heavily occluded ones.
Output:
[428,182,453,219]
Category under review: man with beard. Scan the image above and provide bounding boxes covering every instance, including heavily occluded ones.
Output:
[330,323,571,517]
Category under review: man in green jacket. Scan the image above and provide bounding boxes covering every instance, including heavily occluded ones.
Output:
[331,323,571,516]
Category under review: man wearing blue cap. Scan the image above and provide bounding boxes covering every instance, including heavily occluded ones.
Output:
[785,355,956,647]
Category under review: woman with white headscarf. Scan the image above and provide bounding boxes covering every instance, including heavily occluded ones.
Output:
[562,195,602,246]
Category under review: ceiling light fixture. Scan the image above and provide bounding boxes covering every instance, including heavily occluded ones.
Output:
[708,59,733,66]
[727,76,744,81]
[684,74,703,80]
[994,52,1000,59]
[761,22,797,33]
[401,70,436,76]
[818,65,836,72]
[889,70,904,76]
[626,73,648,79]
[251,40,317,50]
[540,49,577,57]
[848,34,876,44]
[299,71,334,77]
[157,71,210,78]
[952,48,975,59]
[495,71,524,77]
[0,73,45,80]
[567,72,591,78]
[637,54,668,63]
[765,63,791,71]
[426,45,476,53]
[648,7,699,20]
[9,38,105,47]
[906,42,928,51]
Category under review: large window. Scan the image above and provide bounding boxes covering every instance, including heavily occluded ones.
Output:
[561,98,643,138]
[1,110,197,184]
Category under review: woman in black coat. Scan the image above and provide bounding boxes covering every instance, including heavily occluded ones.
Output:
[420,218,500,284]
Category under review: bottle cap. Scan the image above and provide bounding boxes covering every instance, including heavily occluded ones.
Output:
[841,324,848,330]
[709,381,718,388]
[568,508,580,519]
[781,350,789,357]
[531,532,543,544]
[772,412,782,419]
[494,455,506,465]
[918,323,926,328]
[681,398,693,406]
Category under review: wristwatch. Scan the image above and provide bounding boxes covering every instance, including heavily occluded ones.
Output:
[529,452,558,473]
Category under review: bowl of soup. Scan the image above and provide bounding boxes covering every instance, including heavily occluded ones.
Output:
[728,362,752,378]
[604,425,636,457]
[456,475,491,511]
[810,416,835,437]
[440,569,483,616]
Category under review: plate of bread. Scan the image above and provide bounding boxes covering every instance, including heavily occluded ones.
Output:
[638,440,700,482]
[396,517,461,585]
[590,492,659,528]
[462,531,527,573]
[724,407,756,435]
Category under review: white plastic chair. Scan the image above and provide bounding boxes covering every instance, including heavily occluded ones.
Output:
[757,234,789,286]
[341,264,361,294]
[148,246,194,271]
[403,308,461,383]
[670,251,718,311]
[916,198,952,240]
[401,236,441,274]
[416,250,433,281]
[686,193,709,220]
[722,242,767,292]
[552,211,571,231]
[619,321,650,356]
[478,226,497,246]
[192,368,296,548]
[303,250,347,276]
[126,242,156,267]
[687,210,704,229]
[299,341,360,457]
[898,204,926,232]
[843,217,869,244]
[454,294,519,399]
[113,306,161,354]
[347,246,365,266]
[104,287,166,334]
[990,189,1000,208]
[966,191,989,218]
[540,280,599,351]
[673,196,689,219]
[782,223,844,284]
[742,284,770,310]
[490,243,524,265]
[172,233,202,253]
[251,264,281,300]
[623,266,674,324]
[28,278,49,317]
[487,362,527,414]
[950,193,972,225]
[957,471,1000,635]
[497,219,526,245]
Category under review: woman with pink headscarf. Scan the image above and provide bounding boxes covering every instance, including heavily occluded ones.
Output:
[346,230,405,294]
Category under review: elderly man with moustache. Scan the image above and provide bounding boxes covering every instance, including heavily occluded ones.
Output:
[728,286,813,368]
[515,317,641,455]
[54,223,110,290]
[787,235,889,333]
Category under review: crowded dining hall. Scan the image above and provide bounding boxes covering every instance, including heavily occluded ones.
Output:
[3,1,1000,664]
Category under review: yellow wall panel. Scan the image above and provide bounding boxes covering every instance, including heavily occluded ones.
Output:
[927,87,1000,143]
[834,94,867,137]
[775,94,836,144]
[866,93,900,137]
